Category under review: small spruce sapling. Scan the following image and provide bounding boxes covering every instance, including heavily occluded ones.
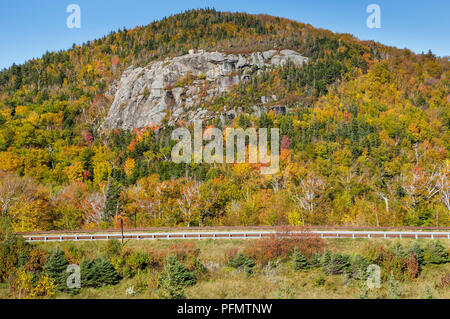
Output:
[292,247,308,271]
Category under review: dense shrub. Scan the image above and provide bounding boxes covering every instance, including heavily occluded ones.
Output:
[109,254,126,277]
[126,251,149,270]
[363,243,388,264]
[63,243,84,264]
[0,218,29,282]
[391,242,404,257]
[224,247,240,264]
[314,275,326,287]
[383,256,408,281]
[189,257,207,278]
[105,238,123,258]
[124,251,150,277]
[110,246,166,278]
[167,242,199,262]
[166,242,206,276]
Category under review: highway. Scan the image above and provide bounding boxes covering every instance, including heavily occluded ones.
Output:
[22,230,450,242]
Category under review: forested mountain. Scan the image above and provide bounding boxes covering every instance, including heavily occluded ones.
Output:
[0,8,448,231]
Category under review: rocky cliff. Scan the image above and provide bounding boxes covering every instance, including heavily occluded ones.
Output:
[100,49,308,131]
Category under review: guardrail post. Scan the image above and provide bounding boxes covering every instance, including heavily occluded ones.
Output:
[60,236,63,242]
[431,234,434,239]
[415,234,418,239]
[368,234,370,238]
[45,237,48,242]
[384,233,386,239]
[352,233,354,239]
[400,234,402,239]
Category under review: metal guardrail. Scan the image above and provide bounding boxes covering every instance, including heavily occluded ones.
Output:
[17,225,450,236]
[22,230,450,243]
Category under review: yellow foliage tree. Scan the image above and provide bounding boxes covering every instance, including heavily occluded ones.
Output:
[92,145,114,185]
[14,268,55,299]
[124,158,136,177]
[0,152,21,172]
[66,161,84,182]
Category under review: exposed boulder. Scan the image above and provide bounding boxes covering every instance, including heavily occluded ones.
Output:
[101,49,308,131]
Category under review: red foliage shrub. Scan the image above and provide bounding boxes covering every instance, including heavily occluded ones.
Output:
[243,226,325,265]
[281,135,291,150]
[437,273,450,289]
[166,242,204,273]
[81,130,94,144]
[24,248,47,273]
[382,255,409,281]
[167,242,199,262]
[145,248,167,268]
[363,243,389,264]
[406,252,420,279]
[223,247,240,265]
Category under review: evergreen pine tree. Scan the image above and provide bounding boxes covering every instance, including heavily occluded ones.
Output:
[407,242,425,266]
[228,253,255,275]
[309,253,322,268]
[80,258,120,288]
[292,247,308,271]
[96,258,121,285]
[80,259,99,287]
[103,178,122,222]
[159,255,197,299]
[43,248,69,291]
[425,241,449,264]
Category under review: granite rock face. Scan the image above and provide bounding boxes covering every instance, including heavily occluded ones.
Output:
[101,49,308,131]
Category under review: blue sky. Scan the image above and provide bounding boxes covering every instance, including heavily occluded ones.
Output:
[0,0,449,70]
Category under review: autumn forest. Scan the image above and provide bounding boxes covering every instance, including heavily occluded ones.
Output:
[0,8,449,232]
